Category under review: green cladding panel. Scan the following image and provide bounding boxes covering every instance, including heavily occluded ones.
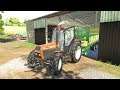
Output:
[100,11,120,22]
[75,26,90,41]
[33,19,46,28]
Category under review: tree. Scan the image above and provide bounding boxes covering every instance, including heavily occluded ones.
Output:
[9,17,20,26]
[0,14,4,34]
[6,17,25,26]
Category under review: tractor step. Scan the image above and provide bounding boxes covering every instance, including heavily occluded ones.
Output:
[63,55,71,62]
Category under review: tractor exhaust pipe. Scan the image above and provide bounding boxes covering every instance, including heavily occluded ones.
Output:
[56,30,59,46]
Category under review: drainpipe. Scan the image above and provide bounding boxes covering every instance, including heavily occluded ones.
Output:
[45,18,48,44]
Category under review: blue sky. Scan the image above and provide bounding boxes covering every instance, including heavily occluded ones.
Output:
[2,11,58,22]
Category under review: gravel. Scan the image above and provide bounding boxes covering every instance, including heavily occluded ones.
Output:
[0,57,32,79]
[0,57,120,79]
[78,67,120,79]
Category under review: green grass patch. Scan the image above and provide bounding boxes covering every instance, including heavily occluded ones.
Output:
[4,26,27,36]
[5,41,36,49]
[21,41,36,48]
[0,34,10,39]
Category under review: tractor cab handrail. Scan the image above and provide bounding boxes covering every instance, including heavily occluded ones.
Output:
[63,25,82,33]
[63,26,75,33]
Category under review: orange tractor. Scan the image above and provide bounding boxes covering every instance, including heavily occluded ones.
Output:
[26,21,82,75]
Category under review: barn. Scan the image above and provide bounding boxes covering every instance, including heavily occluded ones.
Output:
[25,11,120,65]
[99,11,120,64]
[25,11,100,44]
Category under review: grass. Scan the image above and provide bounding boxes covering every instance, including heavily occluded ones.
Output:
[0,34,10,39]
[95,60,120,76]
[3,26,27,36]
[0,33,35,49]
[6,41,36,49]
[19,41,36,48]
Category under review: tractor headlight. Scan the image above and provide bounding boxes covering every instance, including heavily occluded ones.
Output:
[34,46,41,55]
[35,45,41,51]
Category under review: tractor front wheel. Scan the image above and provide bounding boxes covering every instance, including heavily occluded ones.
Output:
[47,54,63,75]
[71,42,82,63]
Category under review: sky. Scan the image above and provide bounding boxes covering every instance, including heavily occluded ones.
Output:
[2,11,58,22]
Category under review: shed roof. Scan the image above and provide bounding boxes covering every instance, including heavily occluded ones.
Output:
[28,11,72,21]
[26,11,100,28]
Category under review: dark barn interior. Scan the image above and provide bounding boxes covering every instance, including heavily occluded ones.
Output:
[34,25,57,45]
[35,28,46,45]
[98,21,120,65]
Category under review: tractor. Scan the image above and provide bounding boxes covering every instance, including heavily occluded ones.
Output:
[26,21,82,75]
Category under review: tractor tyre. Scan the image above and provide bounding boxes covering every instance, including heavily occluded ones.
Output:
[27,50,40,69]
[71,42,82,63]
[47,54,63,75]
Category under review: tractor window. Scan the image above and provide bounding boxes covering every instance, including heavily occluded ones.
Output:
[64,28,74,46]
[52,28,56,42]
[52,28,59,42]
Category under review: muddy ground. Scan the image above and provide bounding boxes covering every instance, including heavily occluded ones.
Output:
[0,41,33,64]
[0,56,119,79]
[0,41,120,79]
[0,56,84,79]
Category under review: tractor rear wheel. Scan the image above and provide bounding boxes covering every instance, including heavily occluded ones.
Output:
[47,54,63,75]
[71,42,82,63]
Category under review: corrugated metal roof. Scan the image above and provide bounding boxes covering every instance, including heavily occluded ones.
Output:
[30,11,72,21]
[100,11,120,22]
[26,11,120,23]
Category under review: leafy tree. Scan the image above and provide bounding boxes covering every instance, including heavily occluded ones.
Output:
[9,17,20,26]
[6,17,25,26]
[0,14,4,34]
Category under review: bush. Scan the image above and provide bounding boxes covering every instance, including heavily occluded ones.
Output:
[0,28,4,35]
[0,14,4,35]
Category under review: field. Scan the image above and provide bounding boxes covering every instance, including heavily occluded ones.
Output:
[3,26,27,36]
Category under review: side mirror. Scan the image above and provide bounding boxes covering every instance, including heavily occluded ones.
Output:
[90,45,95,51]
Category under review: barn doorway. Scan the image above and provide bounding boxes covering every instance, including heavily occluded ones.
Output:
[98,21,120,65]
[35,28,46,45]
[47,25,57,43]
[34,25,57,45]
